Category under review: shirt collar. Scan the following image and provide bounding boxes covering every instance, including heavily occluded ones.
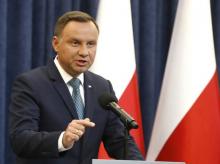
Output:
[54,57,84,85]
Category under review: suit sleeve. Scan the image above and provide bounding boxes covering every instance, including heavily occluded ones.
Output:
[9,75,61,158]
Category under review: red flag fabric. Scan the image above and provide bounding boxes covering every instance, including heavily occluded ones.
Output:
[147,0,220,163]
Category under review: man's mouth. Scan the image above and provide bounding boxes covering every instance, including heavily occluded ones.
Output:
[76,60,87,66]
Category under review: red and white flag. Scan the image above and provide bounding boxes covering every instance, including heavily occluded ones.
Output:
[91,0,145,158]
[147,0,220,163]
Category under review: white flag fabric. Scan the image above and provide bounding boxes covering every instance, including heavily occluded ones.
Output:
[91,0,145,158]
[147,0,220,163]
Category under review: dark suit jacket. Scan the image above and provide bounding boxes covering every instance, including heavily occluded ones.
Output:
[9,60,143,164]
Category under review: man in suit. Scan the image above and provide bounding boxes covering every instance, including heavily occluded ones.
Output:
[9,11,143,164]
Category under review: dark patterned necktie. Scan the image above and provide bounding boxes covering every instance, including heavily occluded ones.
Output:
[68,78,84,119]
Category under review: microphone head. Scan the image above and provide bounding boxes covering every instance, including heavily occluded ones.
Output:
[98,93,118,108]
[98,93,139,129]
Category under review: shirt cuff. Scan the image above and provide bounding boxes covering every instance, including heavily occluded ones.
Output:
[58,131,73,152]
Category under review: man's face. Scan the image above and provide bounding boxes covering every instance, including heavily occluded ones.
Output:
[52,21,99,76]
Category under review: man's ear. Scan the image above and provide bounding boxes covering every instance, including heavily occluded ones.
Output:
[52,36,60,52]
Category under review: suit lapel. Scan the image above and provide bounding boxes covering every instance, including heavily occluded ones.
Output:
[81,72,96,157]
[48,61,97,157]
[84,72,96,120]
[47,59,78,118]
[53,81,79,118]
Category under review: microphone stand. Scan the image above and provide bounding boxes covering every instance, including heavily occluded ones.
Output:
[120,117,138,159]
[123,120,130,160]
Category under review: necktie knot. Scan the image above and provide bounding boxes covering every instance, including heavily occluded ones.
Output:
[69,78,81,90]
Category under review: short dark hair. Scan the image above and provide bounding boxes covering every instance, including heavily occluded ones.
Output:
[54,11,99,37]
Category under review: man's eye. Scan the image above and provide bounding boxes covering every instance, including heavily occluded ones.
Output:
[72,41,79,46]
[87,42,96,48]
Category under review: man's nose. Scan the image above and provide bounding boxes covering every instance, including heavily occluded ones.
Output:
[78,45,89,56]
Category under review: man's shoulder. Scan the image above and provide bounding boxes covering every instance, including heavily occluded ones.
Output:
[16,58,56,79]
[84,71,113,92]
[85,71,109,82]
[14,65,49,83]
[19,65,47,76]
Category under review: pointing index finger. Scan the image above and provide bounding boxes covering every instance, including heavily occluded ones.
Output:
[76,118,95,127]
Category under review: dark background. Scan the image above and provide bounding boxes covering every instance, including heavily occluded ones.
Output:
[1,0,220,163]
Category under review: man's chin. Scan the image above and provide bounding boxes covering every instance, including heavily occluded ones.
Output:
[75,67,88,74]
[69,65,90,75]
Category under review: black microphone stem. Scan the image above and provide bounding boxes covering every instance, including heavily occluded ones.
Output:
[124,120,129,160]
[98,93,139,159]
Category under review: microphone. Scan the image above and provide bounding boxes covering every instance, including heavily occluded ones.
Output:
[98,93,138,129]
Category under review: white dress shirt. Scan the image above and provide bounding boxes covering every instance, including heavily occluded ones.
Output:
[54,57,85,152]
